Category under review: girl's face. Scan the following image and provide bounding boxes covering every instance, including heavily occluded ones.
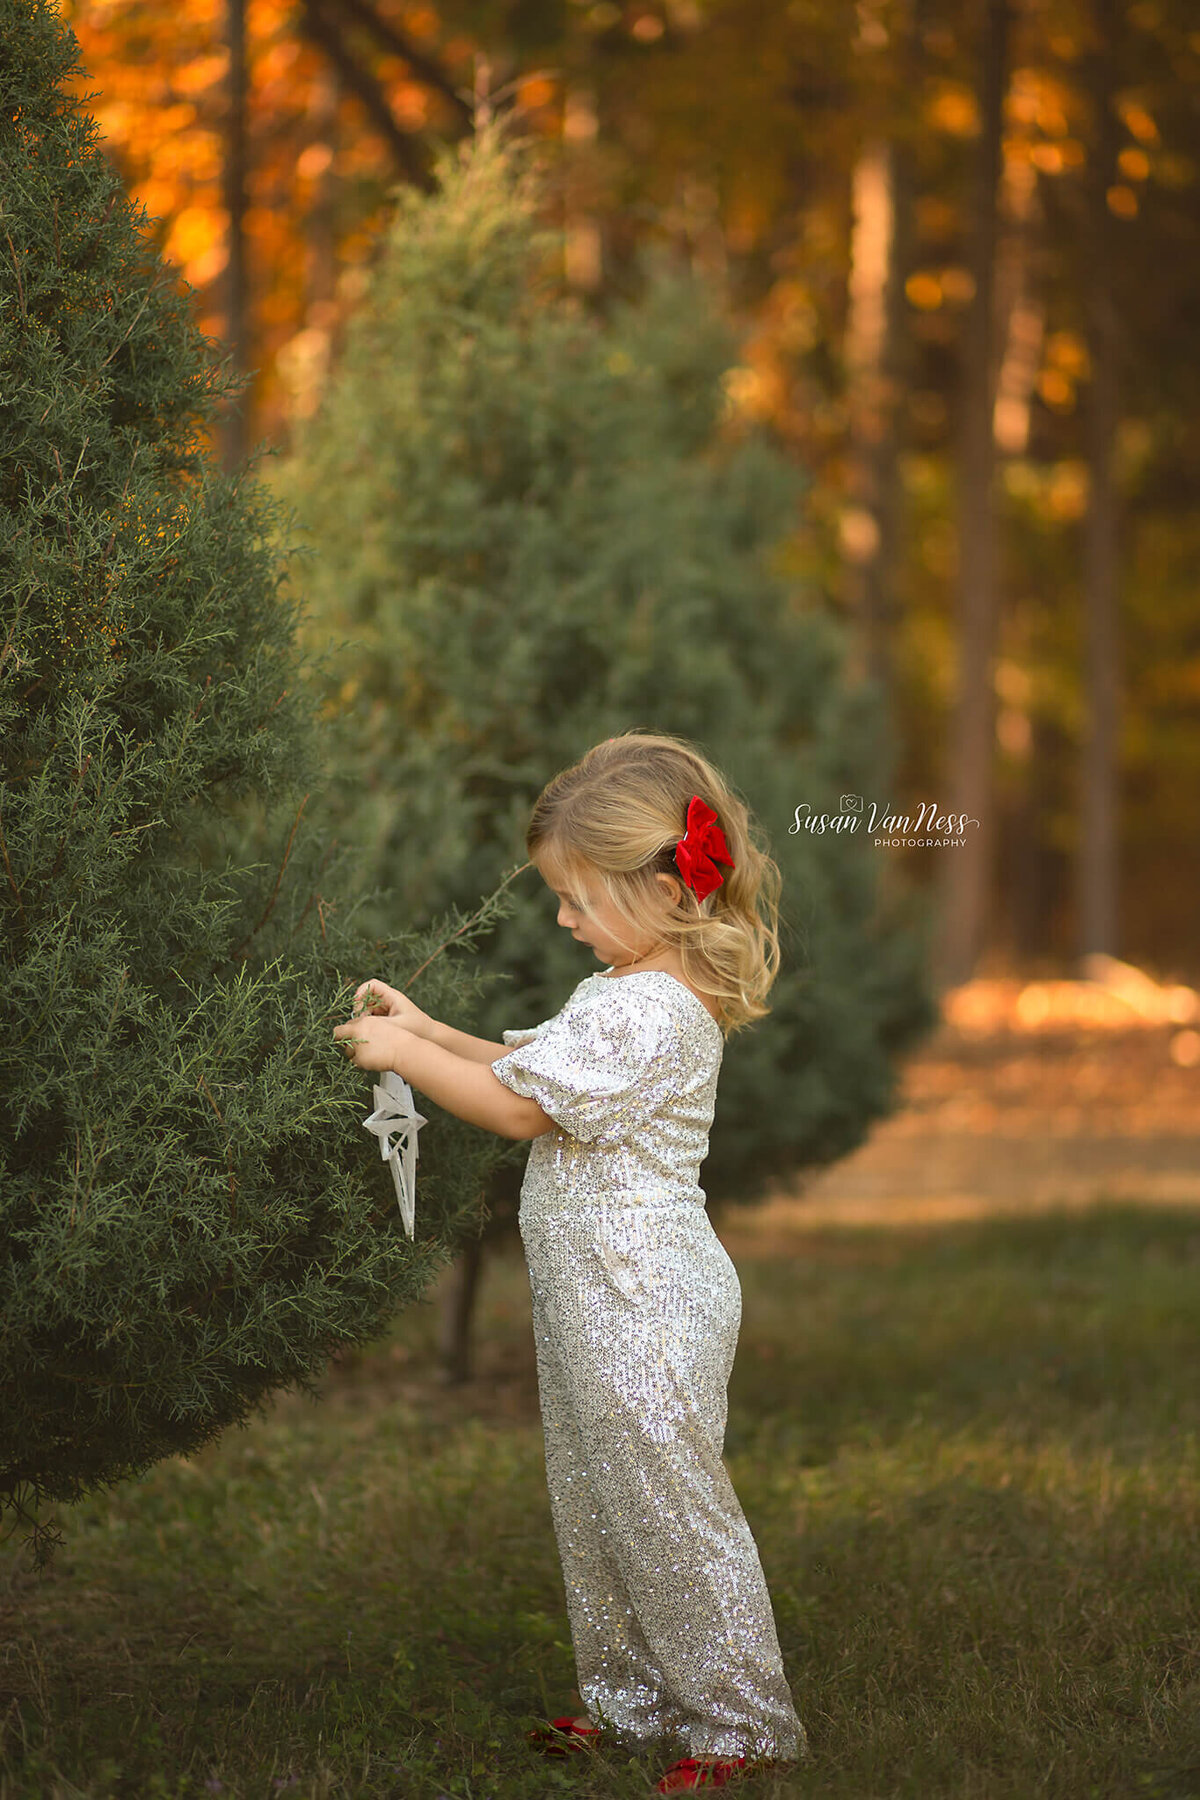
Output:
[538,853,680,968]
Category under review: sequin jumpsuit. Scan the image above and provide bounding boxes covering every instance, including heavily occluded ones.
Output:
[491,968,806,1762]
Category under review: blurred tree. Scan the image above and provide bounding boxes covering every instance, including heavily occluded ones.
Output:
[223,0,248,468]
[0,0,512,1566]
[61,0,1200,971]
[842,0,929,718]
[282,129,936,1377]
[58,0,479,447]
[938,0,1009,988]
[1079,0,1121,960]
[502,0,1200,976]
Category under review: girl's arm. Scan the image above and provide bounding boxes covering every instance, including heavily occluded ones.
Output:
[333,1014,554,1141]
[397,1032,552,1138]
[424,1020,513,1065]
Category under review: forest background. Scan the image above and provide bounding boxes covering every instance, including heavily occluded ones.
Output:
[58,0,1200,987]
[5,11,1200,1796]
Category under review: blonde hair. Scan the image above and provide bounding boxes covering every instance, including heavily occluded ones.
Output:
[526,730,782,1036]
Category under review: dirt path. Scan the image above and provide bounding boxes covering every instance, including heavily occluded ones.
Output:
[719,983,1200,1249]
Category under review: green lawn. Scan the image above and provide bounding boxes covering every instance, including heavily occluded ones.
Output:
[3,1202,1199,1800]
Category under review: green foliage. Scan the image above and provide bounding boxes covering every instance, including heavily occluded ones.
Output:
[3,1206,1200,1798]
[283,128,936,1221]
[0,0,515,1565]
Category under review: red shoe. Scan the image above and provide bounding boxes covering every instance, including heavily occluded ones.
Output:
[656,1757,772,1791]
[527,1715,602,1756]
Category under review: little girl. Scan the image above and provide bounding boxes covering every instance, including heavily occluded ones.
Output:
[334,731,807,1792]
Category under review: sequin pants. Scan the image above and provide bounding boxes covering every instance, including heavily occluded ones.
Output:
[520,1191,806,1761]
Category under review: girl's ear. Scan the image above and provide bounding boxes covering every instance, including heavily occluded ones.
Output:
[654,872,685,909]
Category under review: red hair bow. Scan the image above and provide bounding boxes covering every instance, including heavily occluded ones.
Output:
[674,795,735,901]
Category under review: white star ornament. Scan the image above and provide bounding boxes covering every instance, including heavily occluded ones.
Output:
[362,1070,427,1240]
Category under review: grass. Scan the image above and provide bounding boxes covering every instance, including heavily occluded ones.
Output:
[2,1201,1200,1800]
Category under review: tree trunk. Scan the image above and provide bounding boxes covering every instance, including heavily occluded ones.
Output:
[992,151,1043,459]
[936,0,1009,990]
[844,138,901,704]
[1080,0,1121,962]
[562,86,602,292]
[1013,710,1068,961]
[437,1233,485,1383]
[305,70,339,318]
[223,0,248,472]
[842,0,923,718]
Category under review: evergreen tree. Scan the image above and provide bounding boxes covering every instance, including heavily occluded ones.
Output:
[0,0,512,1567]
[283,131,936,1263]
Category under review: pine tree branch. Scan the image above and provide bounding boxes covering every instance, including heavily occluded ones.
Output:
[0,612,20,680]
[196,1071,226,1124]
[401,860,533,990]
[190,674,212,722]
[0,1488,64,1572]
[0,807,27,927]
[196,1074,238,1215]
[287,836,340,943]
[232,791,310,961]
[5,235,27,318]
[298,0,434,191]
[50,449,74,546]
[46,754,91,884]
[88,966,130,1079]
[335,0,473,129]
[101,448,140,561]
[67,1122,108,1227]
[99,289,153,368]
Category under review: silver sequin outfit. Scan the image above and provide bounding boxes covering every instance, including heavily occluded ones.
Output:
[491,969,806,1762]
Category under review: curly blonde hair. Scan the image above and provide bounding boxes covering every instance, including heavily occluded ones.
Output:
[525,730,782,1036]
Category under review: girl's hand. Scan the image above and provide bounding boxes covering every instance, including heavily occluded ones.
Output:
[333,1014,415,1073]
[352,978,432,1039]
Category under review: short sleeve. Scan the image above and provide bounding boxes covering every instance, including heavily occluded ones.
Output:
[491,984,678,1145]
[500,1024,543,1049]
